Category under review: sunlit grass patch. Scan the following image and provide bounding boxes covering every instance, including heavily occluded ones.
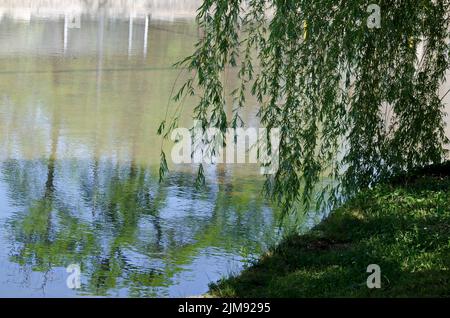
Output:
[209,164,450,298]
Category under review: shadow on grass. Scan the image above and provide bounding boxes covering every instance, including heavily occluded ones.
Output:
[210,166,450,298]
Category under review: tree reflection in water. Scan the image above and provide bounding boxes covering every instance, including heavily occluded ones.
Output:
[2,155,280,296]
[0,11,282,297]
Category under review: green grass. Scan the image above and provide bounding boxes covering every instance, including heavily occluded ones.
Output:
[209,164,450,297]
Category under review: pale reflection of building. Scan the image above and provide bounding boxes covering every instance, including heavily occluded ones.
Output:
[0,0,201,57]
[0,0,201,21]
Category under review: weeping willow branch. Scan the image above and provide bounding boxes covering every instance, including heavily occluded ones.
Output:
[159,0,450,216]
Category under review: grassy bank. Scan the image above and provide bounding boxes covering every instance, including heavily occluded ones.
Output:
[210,163,450,297]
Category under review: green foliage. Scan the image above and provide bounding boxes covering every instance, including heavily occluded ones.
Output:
[159,0,450,215]
[209,167,450,297]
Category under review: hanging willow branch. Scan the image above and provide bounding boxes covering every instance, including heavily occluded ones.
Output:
[159,0,450,216]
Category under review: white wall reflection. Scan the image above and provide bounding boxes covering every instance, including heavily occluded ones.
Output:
[0,0,201,21]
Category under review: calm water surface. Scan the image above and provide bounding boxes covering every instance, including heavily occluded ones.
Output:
[0,12,293,297]
[3,5,449,298]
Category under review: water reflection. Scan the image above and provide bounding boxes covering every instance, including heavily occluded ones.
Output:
[2,158,275,297]
[0,0,201,21]
[0,8,278,297]
[5,1,447,298]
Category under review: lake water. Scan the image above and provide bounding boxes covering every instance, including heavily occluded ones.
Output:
[0,11,292,297]
[1,2,449,299]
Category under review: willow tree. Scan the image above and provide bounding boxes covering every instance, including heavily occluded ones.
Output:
[159,0,450,215]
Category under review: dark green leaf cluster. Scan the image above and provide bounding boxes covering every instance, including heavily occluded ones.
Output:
[159,0,450,216]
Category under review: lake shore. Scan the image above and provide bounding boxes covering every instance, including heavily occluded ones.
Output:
[209,162,450,297]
